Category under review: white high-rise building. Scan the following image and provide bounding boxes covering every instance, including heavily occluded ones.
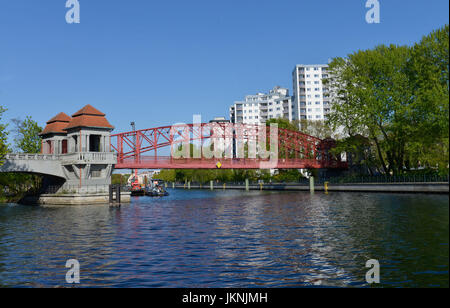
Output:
[292,64,332,121]
[229,86,293,125]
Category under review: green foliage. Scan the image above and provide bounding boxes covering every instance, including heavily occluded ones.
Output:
[266,118,299,132]
[156,168,305,183]
[325,25,449,175]
[0,112,44,202]
[298,119,336,139]
[111,174,130,185]
[12,116,42,153]
[0,106,9,165]
[0,172,42,203]
[158,169,177,182]
[272,169,304,183]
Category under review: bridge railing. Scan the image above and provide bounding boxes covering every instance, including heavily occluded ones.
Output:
[4,153,60,161]
[172,174,450,186]
[60,152,117,163]
[4,152,117,163]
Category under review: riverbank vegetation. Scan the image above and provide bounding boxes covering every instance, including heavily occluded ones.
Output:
[157,168,305,184]
[0,110,43,203]
[111,174,131,185]
[326,25,449,176]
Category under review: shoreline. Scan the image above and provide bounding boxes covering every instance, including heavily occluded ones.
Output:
[173,182,449,194]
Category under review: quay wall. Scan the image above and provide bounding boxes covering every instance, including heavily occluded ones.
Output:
[173,183,449,194]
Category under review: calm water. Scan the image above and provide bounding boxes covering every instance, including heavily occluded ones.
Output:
[0,190,448,288]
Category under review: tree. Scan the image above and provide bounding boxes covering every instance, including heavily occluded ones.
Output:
[407,25,449,172]
[298,119,337,139]
[111,173,130,185]
[266,118,299,132]
[12,116,42,153]
[158,169,177,182]
[327,45,419,174]
[0,106,9,165]
[325,25,449,175]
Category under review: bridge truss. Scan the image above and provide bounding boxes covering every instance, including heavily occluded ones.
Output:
[110,123,347,170]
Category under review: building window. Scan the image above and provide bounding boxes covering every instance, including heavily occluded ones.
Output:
[62,140,68,154]
[91,170,102,178]
[89,135,102,152]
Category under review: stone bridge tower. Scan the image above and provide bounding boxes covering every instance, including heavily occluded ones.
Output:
[39,104,117,193]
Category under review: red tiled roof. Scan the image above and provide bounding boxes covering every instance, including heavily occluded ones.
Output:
[47,112,71,124]
[40,112,72,135]
[72,104,106,117]
[64,115,114,130]
[64,105,114,130]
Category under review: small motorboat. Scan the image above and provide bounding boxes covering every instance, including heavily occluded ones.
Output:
[145,186,169,197]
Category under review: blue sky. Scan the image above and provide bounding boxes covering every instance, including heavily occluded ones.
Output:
[0,0,448,136]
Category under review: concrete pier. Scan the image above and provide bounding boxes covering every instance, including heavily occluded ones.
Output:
[20,191,131,206]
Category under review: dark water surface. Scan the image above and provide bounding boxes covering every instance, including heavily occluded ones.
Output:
[0,190,448,288]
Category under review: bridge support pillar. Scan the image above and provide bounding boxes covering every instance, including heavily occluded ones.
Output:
[210,180,214,190]
[245,179,249,191]
[310,176,315,194]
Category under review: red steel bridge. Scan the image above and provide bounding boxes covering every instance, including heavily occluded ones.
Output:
[111,123,347,170]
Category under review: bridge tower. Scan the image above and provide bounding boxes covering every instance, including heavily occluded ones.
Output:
[39,104,117,193]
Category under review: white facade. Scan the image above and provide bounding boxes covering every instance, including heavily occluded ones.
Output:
[230,86,293,125]
[292,64,332,121]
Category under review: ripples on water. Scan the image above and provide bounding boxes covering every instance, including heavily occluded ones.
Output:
[0,190,448,287]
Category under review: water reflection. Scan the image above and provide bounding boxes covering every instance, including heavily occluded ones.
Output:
[0,190,448,287]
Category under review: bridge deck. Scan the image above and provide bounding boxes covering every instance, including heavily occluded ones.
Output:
[115,156,348,169]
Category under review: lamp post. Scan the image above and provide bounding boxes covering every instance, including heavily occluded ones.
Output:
[130,122,138,189]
